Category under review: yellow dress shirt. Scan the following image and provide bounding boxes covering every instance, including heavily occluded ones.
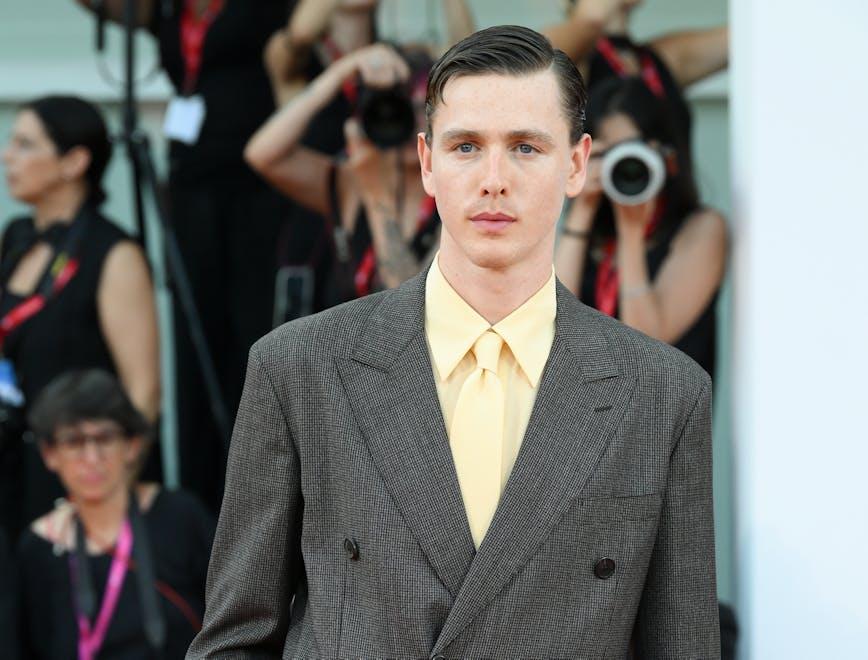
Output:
[424,256,557,496]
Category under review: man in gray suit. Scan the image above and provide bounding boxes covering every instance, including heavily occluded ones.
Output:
[188,25,719,659]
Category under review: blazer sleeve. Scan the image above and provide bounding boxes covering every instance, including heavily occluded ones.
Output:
[186,341,303,658]
[633,376,721,658]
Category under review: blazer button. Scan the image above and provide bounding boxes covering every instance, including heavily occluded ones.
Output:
[343,537,360,561]
[594,557,616,579]
[431,655,447,660]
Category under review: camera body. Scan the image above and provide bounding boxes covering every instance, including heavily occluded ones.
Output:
[356,84,417,149]
[601,140,666,206]
[355,46,432,149]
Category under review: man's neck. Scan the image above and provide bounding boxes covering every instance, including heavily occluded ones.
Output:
[437,242,554,326]
[33,185,87,232]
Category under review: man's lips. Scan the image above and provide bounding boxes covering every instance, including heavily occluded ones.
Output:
[470,212,516,232]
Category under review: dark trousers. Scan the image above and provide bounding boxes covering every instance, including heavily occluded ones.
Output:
[168,169,285,511]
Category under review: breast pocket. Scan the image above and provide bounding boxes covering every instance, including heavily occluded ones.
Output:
[574,492,663,523]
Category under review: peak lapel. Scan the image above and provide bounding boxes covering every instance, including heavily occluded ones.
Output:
[335,272,475,598]
[433,283,638,653]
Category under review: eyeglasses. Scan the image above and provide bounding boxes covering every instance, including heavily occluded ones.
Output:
[50,426,128,457]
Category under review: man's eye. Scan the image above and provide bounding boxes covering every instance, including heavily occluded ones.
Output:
[517,144,536,154]
[457,143,475,153]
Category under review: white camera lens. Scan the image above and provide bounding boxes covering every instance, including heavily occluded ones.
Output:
[601,140,666,206]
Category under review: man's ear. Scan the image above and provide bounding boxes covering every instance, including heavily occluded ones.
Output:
[60,146,92,182]
[565,133,592,199]
[40,443,60,473]
[418,132,436,197]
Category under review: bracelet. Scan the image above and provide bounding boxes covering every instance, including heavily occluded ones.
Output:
[562,227,590,240]
[621,283,652,299]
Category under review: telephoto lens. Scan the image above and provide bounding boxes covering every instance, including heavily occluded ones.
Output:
[601,140,666,206]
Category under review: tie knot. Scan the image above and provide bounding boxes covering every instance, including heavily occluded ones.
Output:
[472,330,503,373]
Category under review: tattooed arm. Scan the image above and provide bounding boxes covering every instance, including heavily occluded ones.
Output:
[364,198,439,289]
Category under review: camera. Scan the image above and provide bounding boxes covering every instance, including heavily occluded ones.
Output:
[601,140,666,206]
[356,84,417,149]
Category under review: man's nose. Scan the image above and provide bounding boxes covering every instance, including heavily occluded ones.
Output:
[480,149,508,198]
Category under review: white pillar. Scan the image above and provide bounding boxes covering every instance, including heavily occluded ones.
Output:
[731,1,868,657]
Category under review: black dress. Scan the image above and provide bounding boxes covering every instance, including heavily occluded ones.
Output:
[16,489,214,659]
[0,210,133,537]
[148,0,290,511]
[580,218,717,379]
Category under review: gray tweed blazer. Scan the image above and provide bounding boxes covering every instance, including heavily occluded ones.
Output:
[187,270,719,659]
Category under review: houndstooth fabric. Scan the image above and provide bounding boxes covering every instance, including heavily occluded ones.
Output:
[186,269,720,659]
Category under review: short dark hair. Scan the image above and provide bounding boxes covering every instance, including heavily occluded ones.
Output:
[425,25,587,144]
[28,370,151,443]
[20,96,112,207]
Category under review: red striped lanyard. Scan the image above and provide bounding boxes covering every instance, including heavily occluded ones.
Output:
[0,255,79,351]
[596,37,666,99]
[74,519,133,660]
[180,0,225,93]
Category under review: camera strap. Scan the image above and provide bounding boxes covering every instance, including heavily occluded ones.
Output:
[70,517,134,660]
[180,0,225,94]
[596,37,665,99]
[69,492,168,660]
[0,208,90,352]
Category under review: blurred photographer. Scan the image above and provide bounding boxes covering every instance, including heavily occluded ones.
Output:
[0,96,159,541]
[555,76,727,378]
[16,370,214,659]
[545,0,728,147]
[246,43,441,303]
[72,0,291,511]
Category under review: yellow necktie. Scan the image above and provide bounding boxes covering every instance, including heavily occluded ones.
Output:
[450,330,504,547]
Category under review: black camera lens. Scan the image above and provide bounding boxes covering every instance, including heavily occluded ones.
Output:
[611,156,651,196]
[358,87,416,149]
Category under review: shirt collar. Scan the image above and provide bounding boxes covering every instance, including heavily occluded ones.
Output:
[424,254,557,387]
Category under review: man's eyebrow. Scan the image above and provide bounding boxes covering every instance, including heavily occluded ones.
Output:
[438,128,556,147]
[439,129,483,143]
[506,129,556,147]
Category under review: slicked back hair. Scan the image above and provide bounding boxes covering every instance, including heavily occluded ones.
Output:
[425,25,587,144]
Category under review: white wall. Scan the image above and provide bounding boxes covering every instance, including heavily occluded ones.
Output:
[731,0,868,657]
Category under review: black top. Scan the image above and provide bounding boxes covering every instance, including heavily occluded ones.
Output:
[17,489,215,660]
[588,34,693,148]
[149,0,289,182]
[0,209,131,409]
[580,218,717,379]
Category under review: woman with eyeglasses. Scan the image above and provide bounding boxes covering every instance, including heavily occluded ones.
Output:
[0,95,159,545]
[555,76,727,379]
[15,369,214,659]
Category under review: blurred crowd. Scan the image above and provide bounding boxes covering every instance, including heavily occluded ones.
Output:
[0,0,733,657]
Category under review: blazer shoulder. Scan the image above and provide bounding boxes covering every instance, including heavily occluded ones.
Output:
[251,289,393,365]
[581,301,711,397]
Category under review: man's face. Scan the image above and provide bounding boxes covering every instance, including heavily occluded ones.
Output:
[419,69,591,272]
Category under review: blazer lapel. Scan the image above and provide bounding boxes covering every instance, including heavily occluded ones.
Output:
[433,283,638,653]
[335,272,476,599]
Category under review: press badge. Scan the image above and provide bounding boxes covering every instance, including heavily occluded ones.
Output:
[163,95,206,145]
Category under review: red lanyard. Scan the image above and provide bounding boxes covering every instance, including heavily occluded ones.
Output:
[180,0,224,93]
[321,36,359,105]
[0,256,79,351]
[596,37,666,98]
[74,519,134,660]
[594,197,665,317]
[354,195,436,298]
